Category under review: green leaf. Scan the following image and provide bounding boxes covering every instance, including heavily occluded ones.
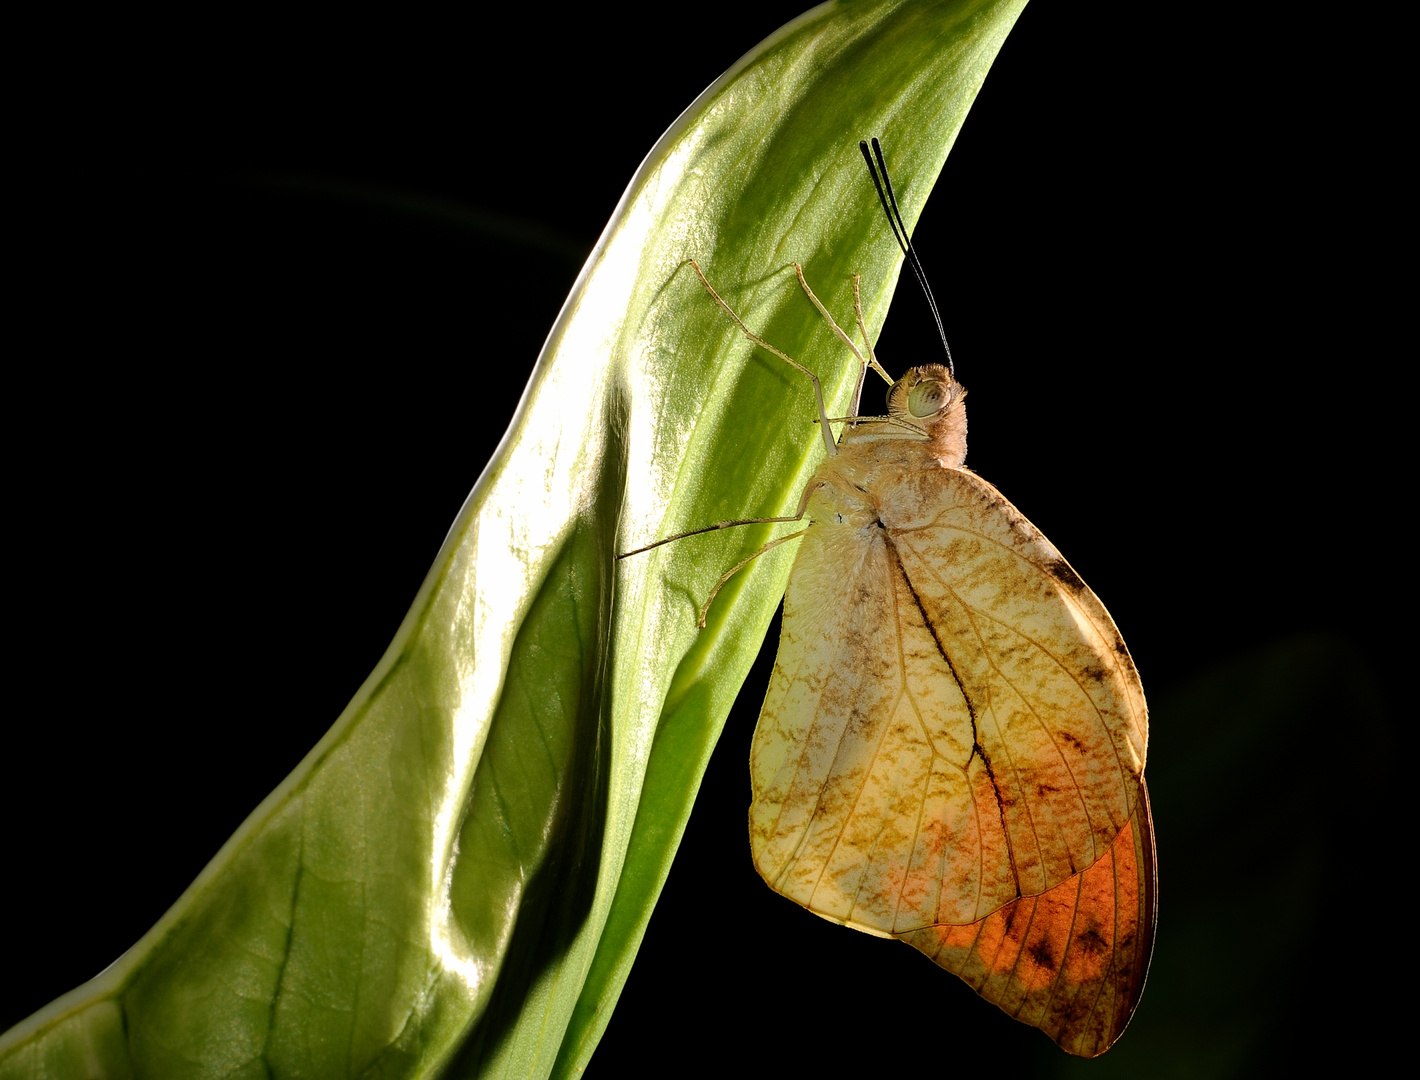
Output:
[1,1,1028,1076]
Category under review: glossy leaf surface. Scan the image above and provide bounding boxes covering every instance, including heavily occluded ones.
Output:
[0,2,1029,1076]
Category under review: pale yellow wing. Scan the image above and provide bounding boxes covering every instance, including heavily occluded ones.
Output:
[901,780,1157,1057]
[749,466,1146,932]
[885,468,1147,898]
[750,511,1017,932]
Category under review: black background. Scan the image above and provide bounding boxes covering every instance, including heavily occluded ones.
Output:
[7,2,1402,1074]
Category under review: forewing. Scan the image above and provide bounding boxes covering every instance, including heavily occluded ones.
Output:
[750,514,1019,934]
[900,781,1157,1057]
[883,467,1148,899]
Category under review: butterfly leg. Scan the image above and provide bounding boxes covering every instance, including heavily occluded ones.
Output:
[697,528,807,628]
[688,259,837,458]
[618,478,819,559]
[794,264,893,418]
[851,274,890,401]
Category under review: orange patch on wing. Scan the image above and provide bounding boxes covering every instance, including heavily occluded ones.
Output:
[901,782,1157,1057]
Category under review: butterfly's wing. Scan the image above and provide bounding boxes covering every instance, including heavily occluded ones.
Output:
[750,505,1021,932]
[884,467,1147,898]
[749,464,1147,932]
[901,780,1157,1057]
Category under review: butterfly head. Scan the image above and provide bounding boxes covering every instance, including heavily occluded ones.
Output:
[886,363,967,468]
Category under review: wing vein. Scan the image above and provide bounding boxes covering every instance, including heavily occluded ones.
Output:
[885,533,1023,908]
[896,532,1111,863]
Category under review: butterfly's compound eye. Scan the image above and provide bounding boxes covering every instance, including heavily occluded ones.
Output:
[907,378,948,418]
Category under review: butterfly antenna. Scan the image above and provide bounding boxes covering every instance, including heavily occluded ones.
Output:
[859,137,954,376]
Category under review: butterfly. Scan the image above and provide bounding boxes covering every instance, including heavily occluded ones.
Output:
[627,139,1154,1056]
